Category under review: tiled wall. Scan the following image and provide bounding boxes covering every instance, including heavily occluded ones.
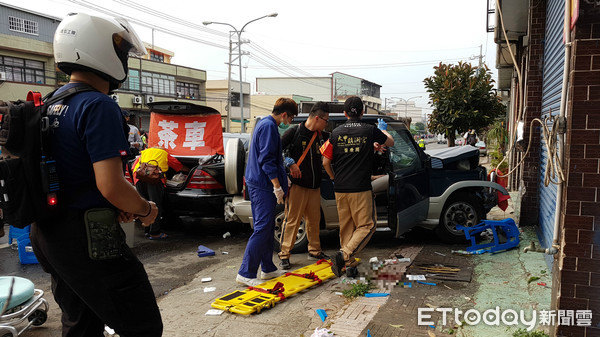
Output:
[555,3,600,336]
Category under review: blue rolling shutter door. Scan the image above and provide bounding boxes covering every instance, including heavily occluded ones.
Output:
[538,0,564,251]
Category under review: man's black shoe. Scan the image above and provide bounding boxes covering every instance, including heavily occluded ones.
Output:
[280,258,291,270]
[308,252,330,261]
[346,266,359,278]
[330,251,344,277]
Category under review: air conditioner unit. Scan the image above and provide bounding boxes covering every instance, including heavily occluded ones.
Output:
[132,96,142,105]
[110,94,119,103]
[0,72,6,81]
[145,95,155,104]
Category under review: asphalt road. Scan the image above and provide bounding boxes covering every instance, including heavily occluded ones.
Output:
[2,217,440,337]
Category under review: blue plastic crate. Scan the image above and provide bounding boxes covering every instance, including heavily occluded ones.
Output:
[8,225,31,247]
[16,234,38,264]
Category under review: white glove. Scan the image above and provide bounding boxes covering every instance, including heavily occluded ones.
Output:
[273,186,284,204]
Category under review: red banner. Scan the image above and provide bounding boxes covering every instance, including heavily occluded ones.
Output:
[148,113,224,157]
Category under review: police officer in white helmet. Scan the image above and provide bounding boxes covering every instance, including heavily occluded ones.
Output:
[30,13,163,336]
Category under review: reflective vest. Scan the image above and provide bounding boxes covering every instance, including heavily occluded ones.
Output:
[418,139,425,148]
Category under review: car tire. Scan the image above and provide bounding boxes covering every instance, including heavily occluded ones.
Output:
[435,193,484,243]
[272,206,309,253]
[224,138,245,195]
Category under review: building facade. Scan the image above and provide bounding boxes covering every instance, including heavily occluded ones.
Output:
[494,1,600,335]
[0,4,209,132]
[256,72,382,111]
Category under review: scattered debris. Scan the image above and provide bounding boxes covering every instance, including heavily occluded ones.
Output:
[342,282,376,298]
[197,245,215,257]
[407,274,426,281]
[401,282,412,288]
[443,284,453,290]
[417,280,437,286]
[433,251,446,256]
[203,287,216,292]
[536,282,550,288]
[389,324,404,328]
[528,276,541,284]
[369,256,379,264]
[221,251,229,255]
[334,291,343,296]
[205,309,223,316]
[222,232,231,239]
[365,293,389,297]
[310,328,334,337]
[201,277,212,283]
[316,309,328,322]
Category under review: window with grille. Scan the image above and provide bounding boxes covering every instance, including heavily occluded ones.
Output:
[176,82,200,100]
[0,56,44,83]
[8,16,39,35]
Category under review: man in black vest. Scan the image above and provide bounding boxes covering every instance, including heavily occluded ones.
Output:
[321,96,394,277]
[279,102,330,269]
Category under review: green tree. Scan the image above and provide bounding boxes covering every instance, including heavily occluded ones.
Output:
[424,62,505,146]
[413,122,425,132]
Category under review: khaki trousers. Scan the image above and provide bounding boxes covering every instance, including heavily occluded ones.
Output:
[335,190,376,265]
[279,184,322,259]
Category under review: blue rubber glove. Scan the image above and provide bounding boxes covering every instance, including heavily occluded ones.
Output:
[377,118,387,131]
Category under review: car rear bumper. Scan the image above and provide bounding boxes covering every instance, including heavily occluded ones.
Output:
[165,190,229,218]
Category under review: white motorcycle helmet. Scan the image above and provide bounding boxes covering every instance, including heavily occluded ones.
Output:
[54,13,147,90]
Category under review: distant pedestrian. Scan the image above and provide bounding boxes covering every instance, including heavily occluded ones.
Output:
[237,98,298,286]
[320,96,394,277]
[466,129,478,146]
[122,110,143,155]
[418,135,426,149]
[279,101,330,270]
[139,129,148,150]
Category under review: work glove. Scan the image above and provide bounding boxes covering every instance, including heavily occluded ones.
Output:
[273,186,284,204]
[377,118,387,131]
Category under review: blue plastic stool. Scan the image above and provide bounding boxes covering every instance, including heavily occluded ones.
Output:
[8,225,31,247]
[457,219,520,254]
[16,234,38,264]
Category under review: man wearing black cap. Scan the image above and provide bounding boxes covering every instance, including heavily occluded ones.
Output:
[122,110,143,156]
[320,96,394,277]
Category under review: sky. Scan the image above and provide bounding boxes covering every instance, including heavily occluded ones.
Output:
[2,0,498,110]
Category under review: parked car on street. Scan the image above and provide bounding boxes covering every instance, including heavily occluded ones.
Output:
[125,101,251,224]
[224,112,508,251]
[475,140,487,156]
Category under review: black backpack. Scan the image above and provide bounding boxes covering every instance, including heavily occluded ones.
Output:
[0,85,95,228]
[467,133,477,146]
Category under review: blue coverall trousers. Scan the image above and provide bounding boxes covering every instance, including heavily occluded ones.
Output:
[238,186,278,278]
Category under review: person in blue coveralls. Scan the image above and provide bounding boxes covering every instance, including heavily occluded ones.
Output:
[236,97,298,287]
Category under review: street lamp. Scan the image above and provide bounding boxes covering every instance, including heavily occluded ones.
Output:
[384,96,401,112]
[399,96,422,119]
[203,13,278,133]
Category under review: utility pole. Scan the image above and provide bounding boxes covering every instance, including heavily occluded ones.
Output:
[225,35,233,132]
[478,44,483,70]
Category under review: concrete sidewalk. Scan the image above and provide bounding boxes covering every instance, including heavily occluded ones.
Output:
[334,193,553,337]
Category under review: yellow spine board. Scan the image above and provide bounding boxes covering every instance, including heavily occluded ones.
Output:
[212,260,337,315]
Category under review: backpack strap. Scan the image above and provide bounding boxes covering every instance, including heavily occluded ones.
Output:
[39,84,99,156]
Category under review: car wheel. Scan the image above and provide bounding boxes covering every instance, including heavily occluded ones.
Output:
[224,138,245,194]
[273,208,309,253]
[435,193,484,243]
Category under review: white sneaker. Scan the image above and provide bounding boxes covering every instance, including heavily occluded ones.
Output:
[260,270,282,280]
[236,274,262,287]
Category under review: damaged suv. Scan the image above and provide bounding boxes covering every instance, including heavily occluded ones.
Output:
[224,112,508,252]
